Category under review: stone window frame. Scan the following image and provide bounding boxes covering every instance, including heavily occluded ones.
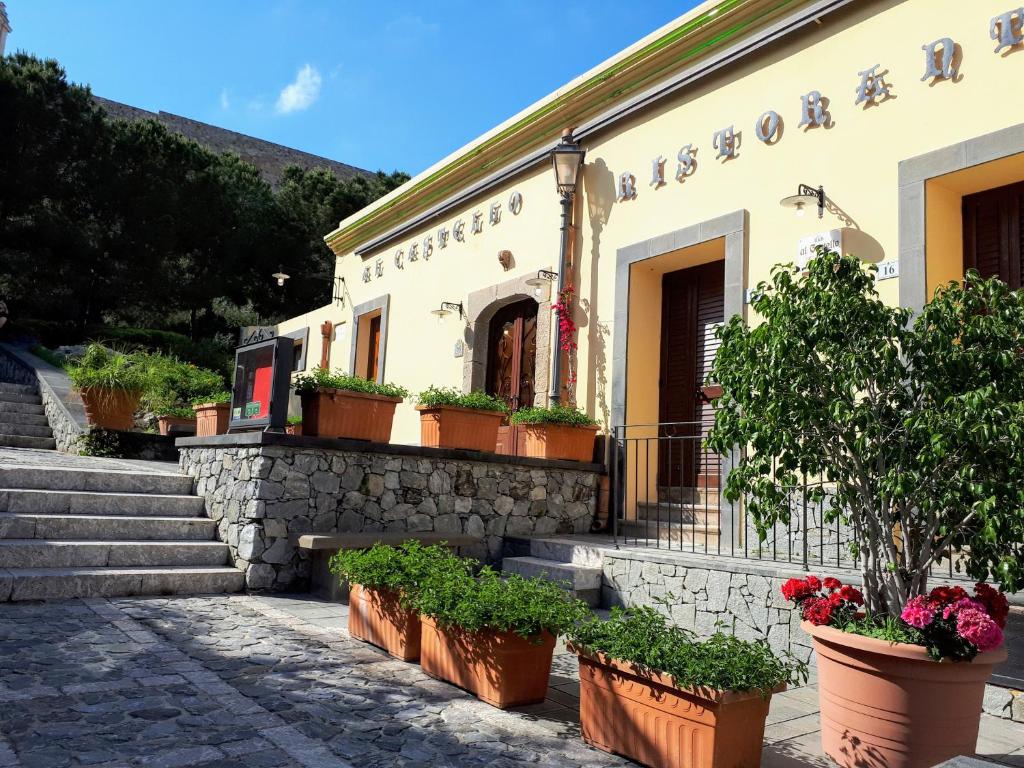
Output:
[348,293,390,384]
[463,274,553,403]
[899,123,1024,313]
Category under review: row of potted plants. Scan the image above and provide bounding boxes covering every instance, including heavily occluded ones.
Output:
[330,542,806,768]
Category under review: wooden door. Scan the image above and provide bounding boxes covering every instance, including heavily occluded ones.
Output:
[658,261,724,489]
[963,181,1024,290]
[365,314,381,381]
[486,299,538,412]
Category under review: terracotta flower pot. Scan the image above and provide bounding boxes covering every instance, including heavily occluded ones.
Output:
[301,388,402,443]
[804,620,1008,768]
[419,615,555,708]
[79,387,140,431]
[416,405,504,452]
[519,423,598,462]
[348,584,421,662]
[157,416,196,436]
[193,402,229,437]
[285,423,302,436]
[572,645,780,768]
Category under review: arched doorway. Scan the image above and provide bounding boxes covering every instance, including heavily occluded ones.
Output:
[485,298,538,412]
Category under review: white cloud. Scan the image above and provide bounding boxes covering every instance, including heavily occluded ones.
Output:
[219,88,231,111]
[275,64,322,114]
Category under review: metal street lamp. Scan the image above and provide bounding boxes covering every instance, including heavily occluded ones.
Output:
[430,301,465,320]
[272,267,291,287]
[548,130,585,405]
[780,184,826,219]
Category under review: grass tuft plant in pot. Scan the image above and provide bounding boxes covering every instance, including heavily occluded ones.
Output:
[67,344,148,431]
[509,404,599,462]
[569,605,805,768]
[413,560,592,708]
[707,249,1023,768]
[193,391,231,437]
[415,387,508,452]
[329,542,472,661]
[293,367,408,442]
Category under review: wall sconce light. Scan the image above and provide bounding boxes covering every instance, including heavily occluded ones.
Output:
[272,267,290,287]
[430,301,465,320]
[332,276,346,307]
[780,184,826,219]
[524,269,558,288]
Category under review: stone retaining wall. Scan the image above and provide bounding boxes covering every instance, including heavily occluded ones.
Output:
[178,433,603,591]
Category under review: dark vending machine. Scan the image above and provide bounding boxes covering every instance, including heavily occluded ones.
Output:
[229,336,293,432]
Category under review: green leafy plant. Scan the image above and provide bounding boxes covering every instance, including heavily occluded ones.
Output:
[66,343,148,393]
[192,390,231,406]
[414,563,593,639]
[329,542,472,608]
[570,604,806,693]
[417,386,508,413]
[141,353,225,418]
[287,414,303,426]
[30,345,67,369]
[509,404,598,427]
[292,366,408,399]
[708,249,1024,616]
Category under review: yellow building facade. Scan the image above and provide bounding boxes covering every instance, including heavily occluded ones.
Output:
[278,0,1024,461]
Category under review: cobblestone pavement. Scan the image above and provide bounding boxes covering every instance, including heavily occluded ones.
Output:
[0,446,177,474]
[1,594,1023,768]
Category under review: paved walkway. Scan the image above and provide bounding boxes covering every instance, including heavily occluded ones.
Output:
[1,594,1023,767]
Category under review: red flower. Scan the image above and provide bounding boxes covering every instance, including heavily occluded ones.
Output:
[805,575,822,591]
[929,585,969,605]
[837,585,864,606]
[974,583,1010,629]
[802,597,834,626]
[782,578,816,603]
[823,577,842,591]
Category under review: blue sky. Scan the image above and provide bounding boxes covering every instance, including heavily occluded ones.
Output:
[8,1,698,175]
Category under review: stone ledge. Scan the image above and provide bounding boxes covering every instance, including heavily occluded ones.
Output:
[176,430,605,474]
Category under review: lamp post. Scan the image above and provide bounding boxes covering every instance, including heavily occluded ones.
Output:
[548,130,585,405]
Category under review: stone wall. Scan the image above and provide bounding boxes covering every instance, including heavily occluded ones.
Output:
[178,433,602,591]
[0,351,33,385]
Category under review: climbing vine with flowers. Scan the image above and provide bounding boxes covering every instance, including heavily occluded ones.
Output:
[552,283,578,405]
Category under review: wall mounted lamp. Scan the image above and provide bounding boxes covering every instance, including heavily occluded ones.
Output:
[524,269,558,288]
[272,267,291,287]
[430,301,464,320]
[780,184,826,219]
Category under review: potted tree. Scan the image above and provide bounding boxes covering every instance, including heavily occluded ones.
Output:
[708,250,1021,768]
[415,386,508,452]
[293,367,408,442]
[509,404,599,462]
[568,605,804,768]
[329,542,472,661]
[413,562,591,709]
[67,344,147,431]
[193,391,231,437]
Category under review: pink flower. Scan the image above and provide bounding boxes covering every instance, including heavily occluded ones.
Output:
[956,607,1004,652]
[901,595,936,629]
[943,597,985,621]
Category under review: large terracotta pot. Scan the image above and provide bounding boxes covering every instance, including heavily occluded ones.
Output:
[416,405,503,452]
[157,416,196,436]
[519,423,598,462]
[348,584,421,662]
[419,615,555,708]
[301,388,402,442]
[79,387,140,431]
[805,621,1008,768]
[193,402,229,437]
[572,645,779,768]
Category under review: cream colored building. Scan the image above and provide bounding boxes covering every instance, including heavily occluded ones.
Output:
[278,0,1024,486]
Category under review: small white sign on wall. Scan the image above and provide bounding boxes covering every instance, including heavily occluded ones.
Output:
[875,260,899,281]
[453,340,465,358]
[797,229,843,269]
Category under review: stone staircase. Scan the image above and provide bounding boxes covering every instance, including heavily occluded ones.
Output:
[0,462,244,600]
[0,381,55,449]
[622,485,721,548]
[501,537,605,607]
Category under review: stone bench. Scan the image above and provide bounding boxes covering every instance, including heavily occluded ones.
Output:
[298,532,483,601]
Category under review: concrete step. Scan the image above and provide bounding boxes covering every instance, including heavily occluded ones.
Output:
[0,434,56,450]
[0,412,50,427]
[501,555,603,607]
[0,488,205,516]
[637,503,721,526]
[0,513,218,541]
[0,465,193,495]
[0,390,41,406]
[525,538,605,567]
[0,382,38,396]
[0,400,45,415]
[621,519,721,547]
[658,487,720,505]
[0,565,245,601]
[0,422,53,439]
[0,540,229,568]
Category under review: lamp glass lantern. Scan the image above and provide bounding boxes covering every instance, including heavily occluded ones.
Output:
[551,134,585,196]
[431,301,464,320]
[524,269,558,288]
[780,184,825,219]
[272,268,290,287]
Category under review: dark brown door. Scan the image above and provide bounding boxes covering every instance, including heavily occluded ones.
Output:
[486,299,538,412]
[963,181,1024,289]
[364,314,381,381]
[658,261,724,488]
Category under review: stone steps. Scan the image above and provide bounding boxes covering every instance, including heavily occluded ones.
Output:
[0,382,37,396]
[0,434,56,450]
[637,502,721,526]
[0,422,54,438]
[0,412,50,427]
[0,566,245,601]
[501,537,605,607]
[0,539,229,568]
[0,389,41,406]
[0,513,219,540]
[0,465,193,494]
[620,519,721,547]
[0,488,205,516]
[0,400,45,415]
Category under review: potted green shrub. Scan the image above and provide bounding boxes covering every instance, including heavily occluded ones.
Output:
[415,386,508,452]
[193,391,231,437]
[293,367,408,442]
[142,354,224,436]
[329,542,472,661]
[285,414,303,436]
[413,562,592,708]
[67,344,148,431]
[509,404,599,462]
[708,250,1020,767]
[568,605,804,768]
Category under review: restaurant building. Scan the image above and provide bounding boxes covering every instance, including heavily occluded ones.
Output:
[275,0,1024,520]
